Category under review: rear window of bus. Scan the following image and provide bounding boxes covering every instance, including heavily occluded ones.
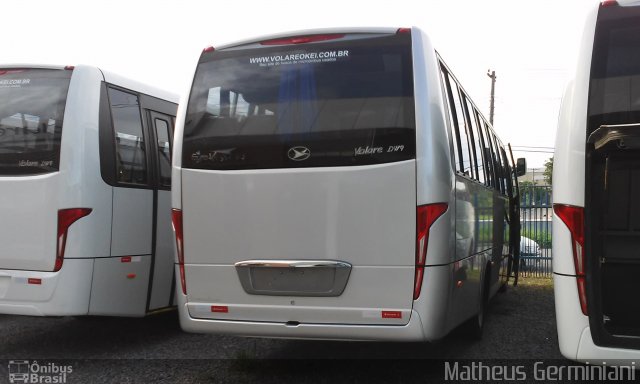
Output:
[0,68,71,175]
[182,33,415,170]
[588,6,640,134]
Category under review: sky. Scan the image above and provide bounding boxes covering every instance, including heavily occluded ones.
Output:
[2,0,602,168]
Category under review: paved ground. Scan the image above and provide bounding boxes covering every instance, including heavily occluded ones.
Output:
[0,278,562,383]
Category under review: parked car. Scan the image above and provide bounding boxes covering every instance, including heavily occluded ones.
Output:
[520,236,541,257]
[520,236,541,271]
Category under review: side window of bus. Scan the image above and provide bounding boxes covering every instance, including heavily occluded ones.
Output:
[461,94,483,183]
[440,65,462,172]
[108,88,148,185]
[491,134,506,195]
[484,124,499,191]
[152,115,172,188]
[450,80,474,177]
[478,118,494,188]
[499,143,509,195]
[500,146,513,196]
[469,109,487,185]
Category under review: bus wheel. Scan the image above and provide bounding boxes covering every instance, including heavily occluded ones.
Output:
[464,268,490,340]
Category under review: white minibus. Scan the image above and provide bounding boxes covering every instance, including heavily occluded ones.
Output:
[0,64,178,317]
[554,0,640,362]
[173,27,525,340]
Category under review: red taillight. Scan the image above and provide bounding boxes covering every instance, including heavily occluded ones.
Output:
[64,65,75,71]
[601,0,618,6]
[414,203,448,300]
[56,208,92,272]
[171,208,187,295]
[260,34,345,46]
[203,46,215,53]
[554,204,587,315]
[397,28,411,34]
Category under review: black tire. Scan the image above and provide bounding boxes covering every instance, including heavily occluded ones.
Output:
[464,267,490,340]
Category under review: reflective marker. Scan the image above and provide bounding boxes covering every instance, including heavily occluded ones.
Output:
[382,311,402,319]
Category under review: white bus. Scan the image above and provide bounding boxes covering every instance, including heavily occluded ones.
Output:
[553,0,640,362]
[172,27,525,341]
[0,65,178,317]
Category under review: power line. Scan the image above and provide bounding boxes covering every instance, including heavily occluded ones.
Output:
[511,145,555,150]
[511,149,555,153]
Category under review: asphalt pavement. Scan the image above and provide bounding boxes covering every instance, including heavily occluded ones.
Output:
[0,278,563,383]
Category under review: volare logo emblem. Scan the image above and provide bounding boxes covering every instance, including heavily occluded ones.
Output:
[287,146,311,161]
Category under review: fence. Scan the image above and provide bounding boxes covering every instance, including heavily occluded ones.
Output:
[518,184,552,278]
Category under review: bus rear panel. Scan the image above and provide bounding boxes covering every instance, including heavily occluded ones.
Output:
[585,2,640,350]
[175,27,517,341]
[178,31,421,335]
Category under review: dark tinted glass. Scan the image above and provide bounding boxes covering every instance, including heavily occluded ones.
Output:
[109,88,147,184]
[154,117,171,186]
[468,107,486,184]
[183,33,415,170]
[0,68,71,175]
[588,6,640,134]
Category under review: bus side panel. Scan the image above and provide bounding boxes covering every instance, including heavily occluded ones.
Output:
[552,7,597,207]
[554,273,589,361]
[88,255,151,317]
[450,179,494,327]
[171,71,194,214]
[58,66,113,262]
[87,187,153,316]
[552,7,597,277]
[149,191,175,310]
[110,188,153,256]
[412,29,455,223]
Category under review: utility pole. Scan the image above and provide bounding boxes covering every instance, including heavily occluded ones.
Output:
[487,69,496,126]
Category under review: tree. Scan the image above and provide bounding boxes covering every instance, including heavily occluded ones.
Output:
[543,157,553,186]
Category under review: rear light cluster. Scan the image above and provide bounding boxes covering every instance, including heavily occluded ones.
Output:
[56,208,92,272]
[601,0,619,6]
[171,209,187,295]
[554,204,587,315]
[414,203,448,300]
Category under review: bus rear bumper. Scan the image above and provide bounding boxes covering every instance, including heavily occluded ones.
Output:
[0,258,94,316]
[555,273,640,364]
[576,327,640,364]
[178,304,427,341]
[176,271,428,342]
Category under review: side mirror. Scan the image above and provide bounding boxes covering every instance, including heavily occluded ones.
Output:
[516,158,527,177]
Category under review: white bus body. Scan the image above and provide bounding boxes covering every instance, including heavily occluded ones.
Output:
[173,27,523,341]
[554,0,640,362]
[0,65,178,317]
